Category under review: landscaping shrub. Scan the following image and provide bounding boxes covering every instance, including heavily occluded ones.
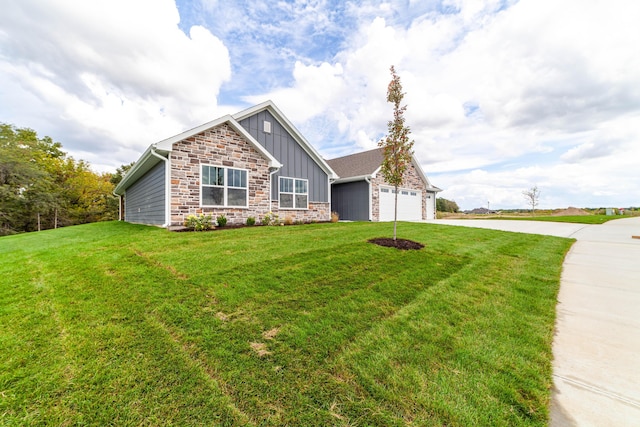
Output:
[184,214,213,231]
[261,212,279,226]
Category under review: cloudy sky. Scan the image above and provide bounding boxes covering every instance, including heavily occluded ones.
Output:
[1,0,639,210]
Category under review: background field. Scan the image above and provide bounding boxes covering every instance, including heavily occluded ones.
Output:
[0,221,573,426]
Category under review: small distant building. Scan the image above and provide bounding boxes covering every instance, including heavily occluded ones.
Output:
[465,207,496,215]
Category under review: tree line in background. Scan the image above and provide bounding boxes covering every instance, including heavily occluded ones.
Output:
[436,197,460,213]
[0,123,131,236]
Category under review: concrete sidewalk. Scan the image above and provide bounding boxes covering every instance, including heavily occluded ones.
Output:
[433,218,640,426]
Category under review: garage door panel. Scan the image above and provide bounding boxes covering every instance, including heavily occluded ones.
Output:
[379,186,422,221]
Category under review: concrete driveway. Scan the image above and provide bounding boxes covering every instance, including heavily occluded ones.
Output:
[433,218,640,426]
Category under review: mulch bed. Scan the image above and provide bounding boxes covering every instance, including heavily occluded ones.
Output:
[171,221,332,232]
[368,237,424,250]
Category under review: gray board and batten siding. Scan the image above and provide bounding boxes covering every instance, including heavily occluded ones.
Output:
[124,160,165,225]
[331,180,370,221]
[238,110,329,203]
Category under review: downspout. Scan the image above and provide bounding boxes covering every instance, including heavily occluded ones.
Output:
[327,178,332,220]
[150,144,170,228]
[365,176,372,221]
[112,190,123,221]
[268,166,280,214]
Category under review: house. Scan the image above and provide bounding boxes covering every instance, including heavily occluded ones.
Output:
[327,148,441,221]
[113,101,338,227]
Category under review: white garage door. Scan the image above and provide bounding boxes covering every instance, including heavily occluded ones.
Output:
[379,186,422,221]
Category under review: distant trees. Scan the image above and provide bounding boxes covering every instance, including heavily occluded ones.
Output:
[110,162,135,187]
[522,185,541,215]
[379,65,415,241]
[0,123,118,235]
[436,197,460,213]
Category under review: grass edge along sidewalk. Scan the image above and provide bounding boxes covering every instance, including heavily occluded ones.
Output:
[0,221,573,426]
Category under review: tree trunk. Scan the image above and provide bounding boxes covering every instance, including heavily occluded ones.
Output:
[54,208,58,229]
[393,185,398,240]
[37,212,41,231]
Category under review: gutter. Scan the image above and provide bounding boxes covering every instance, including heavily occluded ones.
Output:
[332,174,373,184]
[149,144,170,228]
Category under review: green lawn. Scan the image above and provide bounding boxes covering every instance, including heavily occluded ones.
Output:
[491,215,615,224]
[0,221,573,426]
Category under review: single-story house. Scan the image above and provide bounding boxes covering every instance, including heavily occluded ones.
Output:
[327,147,441,221]
[114,100,338,227]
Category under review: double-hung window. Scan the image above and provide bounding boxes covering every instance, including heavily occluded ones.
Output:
[201,165,248,207]
[279,177,308,209]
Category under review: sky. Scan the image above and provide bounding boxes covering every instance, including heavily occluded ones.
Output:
[1,0,639,210]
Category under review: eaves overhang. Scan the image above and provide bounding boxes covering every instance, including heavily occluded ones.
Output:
[114,115,283,196]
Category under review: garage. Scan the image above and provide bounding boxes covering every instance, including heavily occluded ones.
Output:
[327,147,441,222]
[379,186,422,221]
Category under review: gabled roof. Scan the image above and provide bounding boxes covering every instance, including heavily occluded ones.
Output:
[233,100,338,180]
[114,113,283,196]
[153,115,281,167]
[327,147,442,192]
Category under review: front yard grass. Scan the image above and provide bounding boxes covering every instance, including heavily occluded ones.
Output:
[0,221,573,426]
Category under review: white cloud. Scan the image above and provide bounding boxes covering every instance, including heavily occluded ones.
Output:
[0,0,231,170]
[1,0,639,209]
[250,0,640,208]
[246,61,345,122]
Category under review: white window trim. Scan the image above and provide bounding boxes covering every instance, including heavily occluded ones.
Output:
[200,164,249,208]
[278,176,309,210]
[380,185,422,197]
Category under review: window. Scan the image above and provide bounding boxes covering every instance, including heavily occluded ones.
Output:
[410,192,417,196]
[381,188,390,193]
[401,190,409,195]
[201,165,248,207]
[263,120,271,133]
[279,177,308,209]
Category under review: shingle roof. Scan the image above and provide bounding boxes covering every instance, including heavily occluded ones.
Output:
[326,147,384,179]
[328,147,442,192]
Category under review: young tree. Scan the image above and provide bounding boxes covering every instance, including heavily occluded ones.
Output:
[522,185,541,215]
[379,65,415,240]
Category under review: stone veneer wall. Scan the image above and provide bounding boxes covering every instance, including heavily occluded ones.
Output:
[169,124,271,226]
[370,161,428,221]
[169,123,332,226]
[270,202,331,223]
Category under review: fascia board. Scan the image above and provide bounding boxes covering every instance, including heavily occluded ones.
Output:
[409,156,442,192]
[114,145,166,195]
[225,117,282,168]
[411,156,433,187]
[332,174,372,184]
[116,115,284,196]
[233,100,339,179]
[371,156,440,192]
[154,115,232,151]
[154,115,282,168]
